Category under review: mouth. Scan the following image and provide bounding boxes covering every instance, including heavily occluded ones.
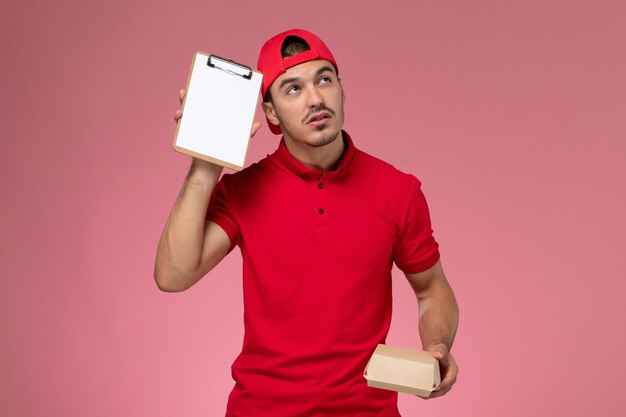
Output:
[306,111,332,125]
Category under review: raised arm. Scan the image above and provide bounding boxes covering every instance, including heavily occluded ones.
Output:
[153,89,260,292]
[405,260,459,398]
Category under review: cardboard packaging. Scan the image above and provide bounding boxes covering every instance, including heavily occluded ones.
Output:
[364,344,441,398]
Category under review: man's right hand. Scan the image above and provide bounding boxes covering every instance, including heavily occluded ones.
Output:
[173,88,185,124]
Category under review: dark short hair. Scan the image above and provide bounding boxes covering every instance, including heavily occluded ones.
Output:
[281,36,311,57]
[264,36,311,103]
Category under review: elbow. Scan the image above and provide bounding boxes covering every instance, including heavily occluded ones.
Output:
[154,271,181,293]
[155,279,185,293]
[153,265,195,293]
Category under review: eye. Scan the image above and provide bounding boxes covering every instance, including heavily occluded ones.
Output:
[286,85,300,95]
[318,76,332,85]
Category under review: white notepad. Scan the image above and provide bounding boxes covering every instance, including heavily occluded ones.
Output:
[173,52,263,170]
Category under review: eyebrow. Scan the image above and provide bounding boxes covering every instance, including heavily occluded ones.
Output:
[278,65,336,90]
[279,76,300,90]
[315,65,335,77]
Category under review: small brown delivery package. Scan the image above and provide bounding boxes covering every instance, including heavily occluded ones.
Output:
[364,344,441,398]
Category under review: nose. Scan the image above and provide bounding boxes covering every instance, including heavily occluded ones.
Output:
[305,85,324,109]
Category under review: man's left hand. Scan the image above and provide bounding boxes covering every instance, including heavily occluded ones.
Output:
[425,343,458,399]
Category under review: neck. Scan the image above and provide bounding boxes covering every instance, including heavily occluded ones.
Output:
[283,132,345,172]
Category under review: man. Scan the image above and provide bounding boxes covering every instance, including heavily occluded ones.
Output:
[154,29,459,416]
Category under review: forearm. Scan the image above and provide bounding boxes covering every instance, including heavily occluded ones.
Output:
[154,159,222,291]
[417,280,459,350]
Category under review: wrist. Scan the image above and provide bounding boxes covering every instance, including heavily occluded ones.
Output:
[187,158,222,182]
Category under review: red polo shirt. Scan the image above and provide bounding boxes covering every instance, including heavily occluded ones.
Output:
[206,131,440,417]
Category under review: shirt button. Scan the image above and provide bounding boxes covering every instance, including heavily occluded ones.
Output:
[319,208,325,214]
[317,183,324,189]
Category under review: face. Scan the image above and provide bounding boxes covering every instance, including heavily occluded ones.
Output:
[263,59,345,149]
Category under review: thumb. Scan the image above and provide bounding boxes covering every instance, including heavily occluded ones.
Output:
[426,343,449,361]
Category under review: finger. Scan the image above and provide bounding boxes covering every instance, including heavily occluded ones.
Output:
[179,88,186,105]
[425,343,449,358]
[429,373,456,399]
[436,351,450,368]
[428,384,451,399]
[250,121,262,138]
[173,109,182,124]
[429,356,458,399]
[434,372,457,395]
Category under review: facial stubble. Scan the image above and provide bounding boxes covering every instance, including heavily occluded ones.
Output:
[277,101,344,148]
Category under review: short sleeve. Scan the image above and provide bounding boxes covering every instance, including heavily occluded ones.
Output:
[393,177,440,274]
[205,176,241,253]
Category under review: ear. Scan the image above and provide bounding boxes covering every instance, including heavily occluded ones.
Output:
[262,100,280,127]
[339,78,346,102]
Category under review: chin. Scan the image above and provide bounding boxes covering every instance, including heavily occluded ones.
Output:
[310,129,341,147]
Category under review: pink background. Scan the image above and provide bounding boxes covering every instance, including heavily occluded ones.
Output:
[2,0,625,416]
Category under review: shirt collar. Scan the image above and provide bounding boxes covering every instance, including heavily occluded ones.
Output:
[274,130,356,182]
